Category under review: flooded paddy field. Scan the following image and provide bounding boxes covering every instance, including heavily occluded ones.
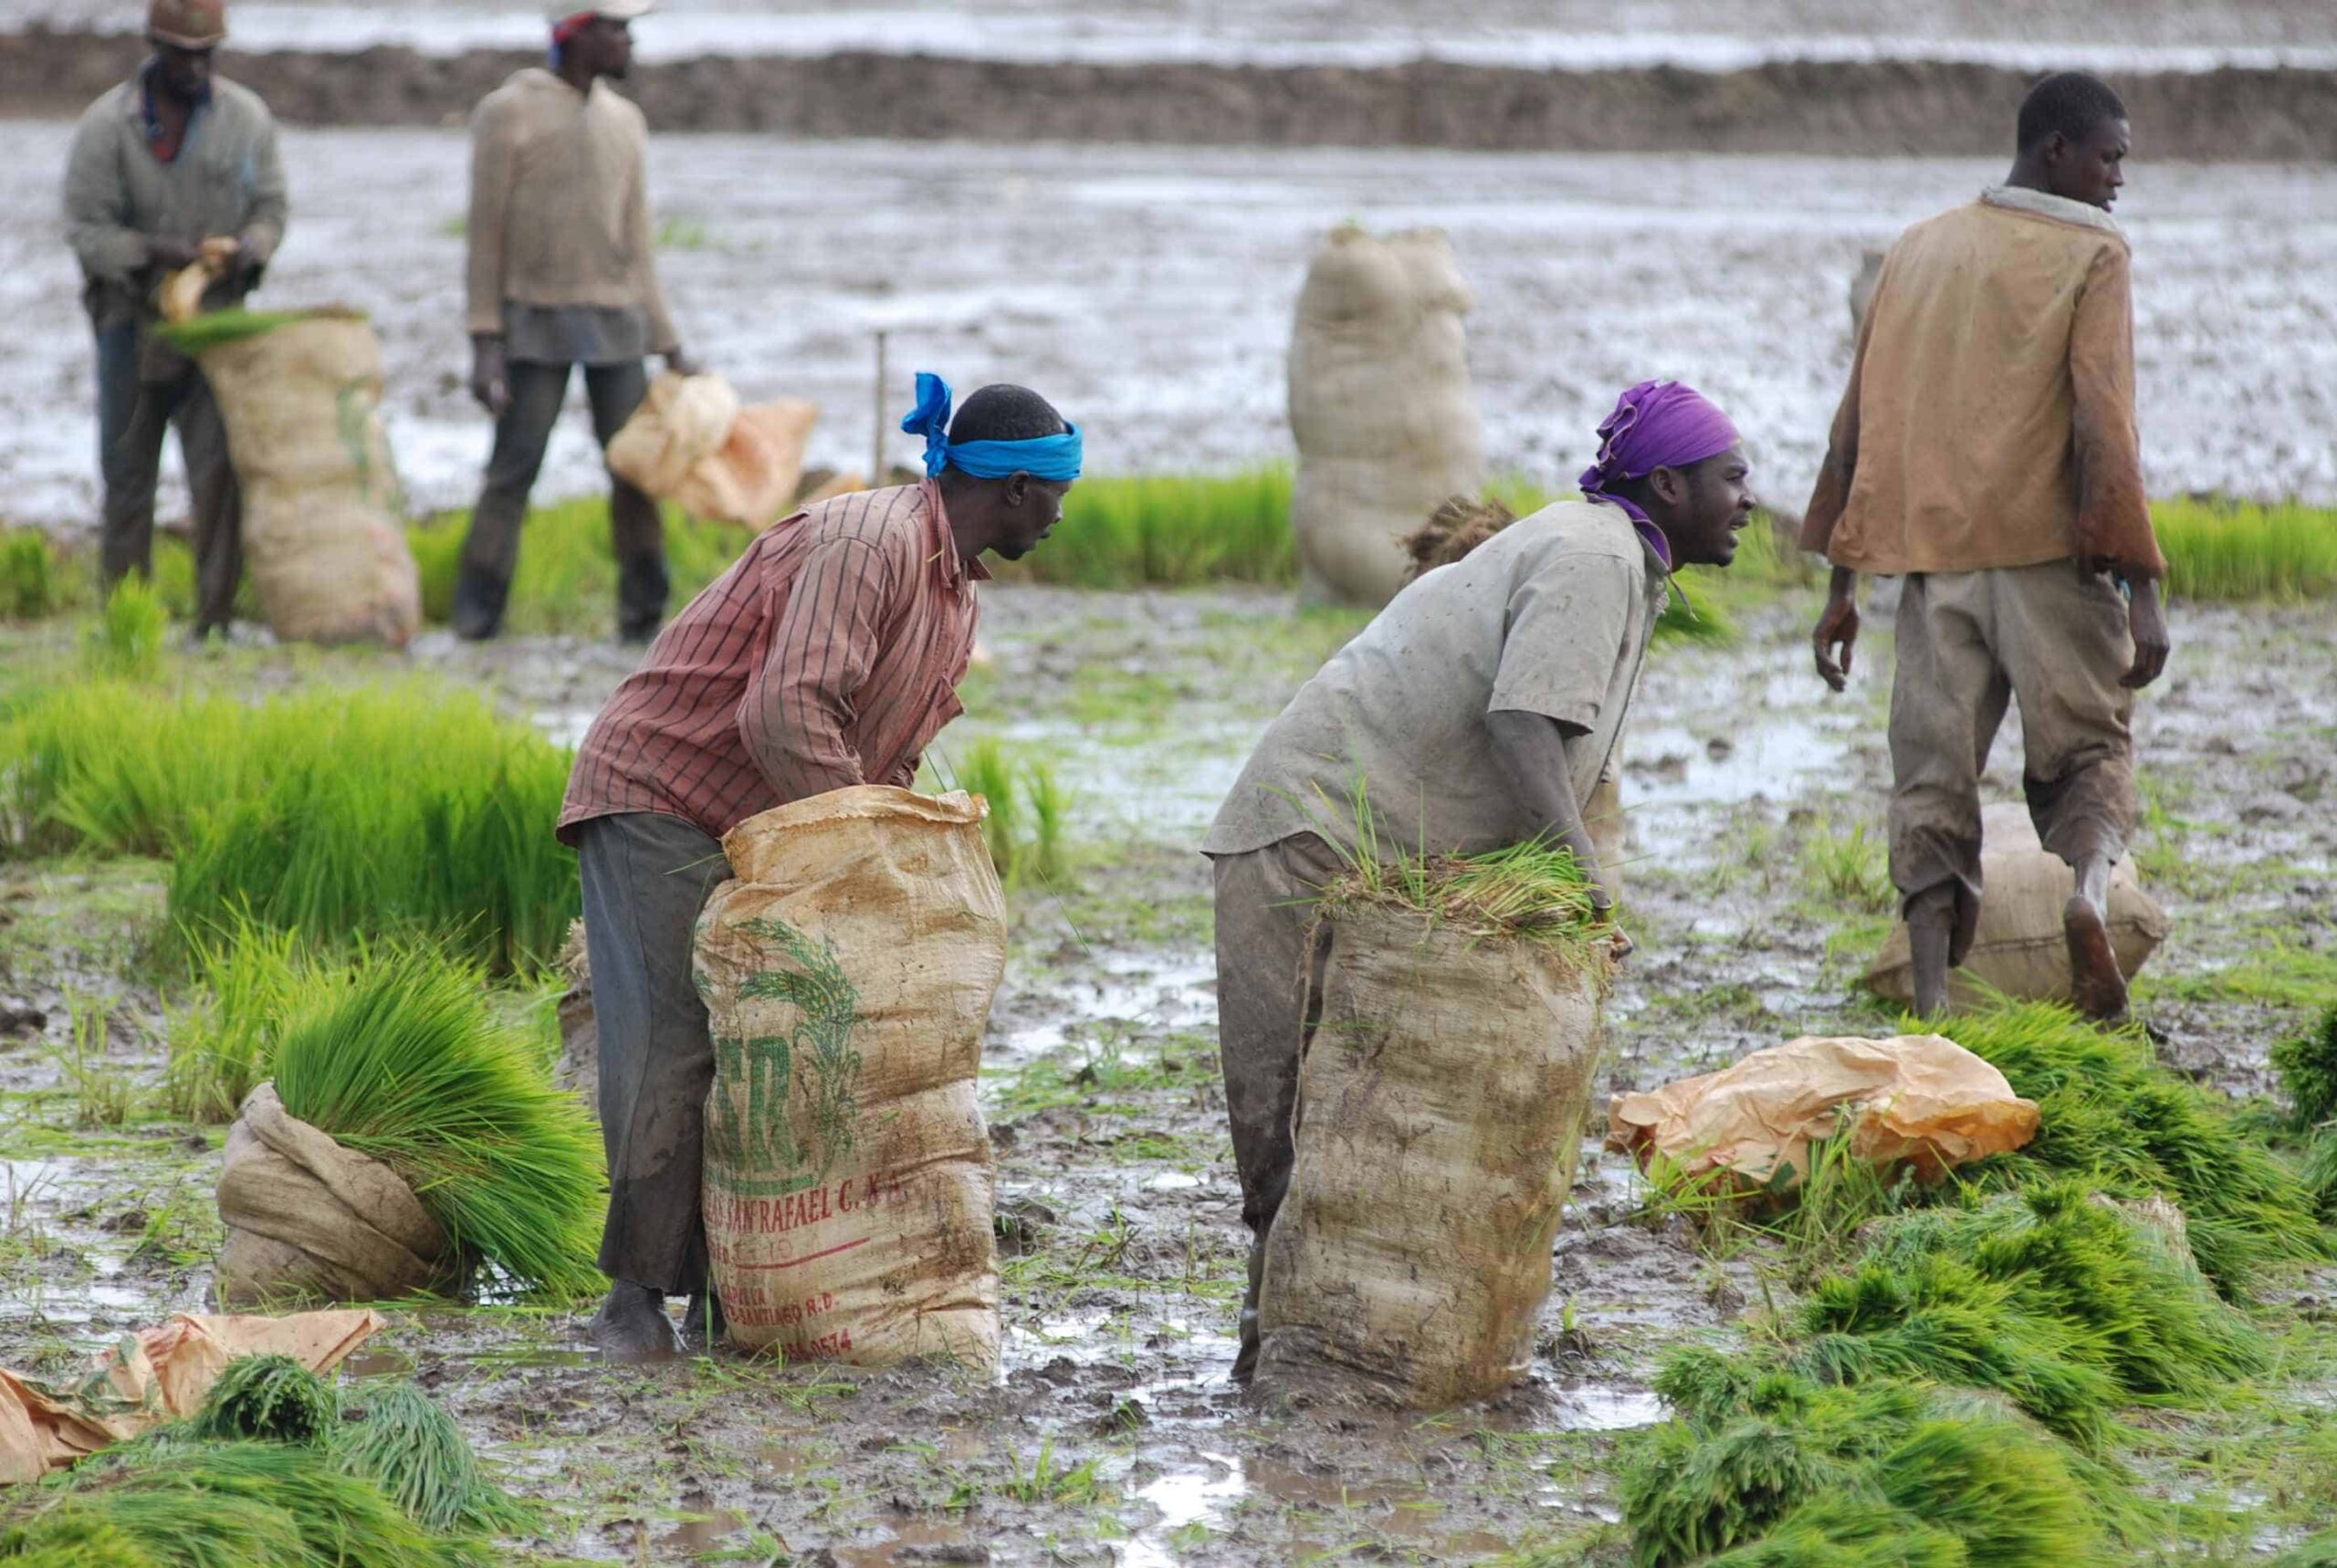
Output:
[3,575,2332,1562]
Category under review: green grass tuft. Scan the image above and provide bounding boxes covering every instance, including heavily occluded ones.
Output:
[270,943,604,1299]
[1929,999,2327,1294]
[191,1355,338,1446]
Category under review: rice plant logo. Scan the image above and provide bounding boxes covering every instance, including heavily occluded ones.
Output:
[335,380,403,509]
[707,916,862,1195]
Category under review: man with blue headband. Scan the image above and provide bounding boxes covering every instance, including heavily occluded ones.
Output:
[1205,380,1755,1385]
[555,373,1078,1358]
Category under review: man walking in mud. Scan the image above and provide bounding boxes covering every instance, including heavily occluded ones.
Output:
[454,0,697,643]
[1800,71,2170,1022]
[1205,380,1755,1385]
[557,374,1079,1358]
[62,0,287,640]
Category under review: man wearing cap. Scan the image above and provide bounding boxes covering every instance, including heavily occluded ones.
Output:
[1204,380,1756,1384]
[455,0,696,643]
[1800,70,2170,1022]
[557,374,1079,1357]
[62,0,287,638]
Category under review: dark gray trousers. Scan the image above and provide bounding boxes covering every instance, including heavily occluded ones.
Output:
[576,810,734,1295]
[456,358,666,639]
[96,325,244,634]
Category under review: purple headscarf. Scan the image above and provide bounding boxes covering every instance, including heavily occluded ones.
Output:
[1577,380,1741,569]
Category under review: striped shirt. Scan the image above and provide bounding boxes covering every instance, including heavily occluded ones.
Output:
[557,481,988,845]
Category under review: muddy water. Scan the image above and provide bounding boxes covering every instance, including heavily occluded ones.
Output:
[2,584,2332,1560]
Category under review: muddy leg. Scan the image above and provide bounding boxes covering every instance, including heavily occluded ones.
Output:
[1906,883,1958,1019]
[456,361,569,640]
[1210,832,1339,1384]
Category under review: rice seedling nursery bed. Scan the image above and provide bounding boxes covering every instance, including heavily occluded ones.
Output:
[0,491,2333,1563]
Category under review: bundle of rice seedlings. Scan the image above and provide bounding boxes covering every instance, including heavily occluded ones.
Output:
[150,308,341,358]
[2272,1002,2337,1135]
[1001,468,1296,588]
[270,943,603,1297]
[2154,497,2337,601]
[191,1355,337,1445]
[163,921,305,1123]
[1929,999,2326,1293]
[4,1438,483,1567]
[0,528,70,620]
[947,738,1072,885]
[1621,1364,2104,1567]
[331,1381,536,1536]
[83,580,168,682]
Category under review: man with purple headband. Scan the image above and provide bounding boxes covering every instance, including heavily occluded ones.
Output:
[1800,71,2168,1022]
[1204,380,1755,1384]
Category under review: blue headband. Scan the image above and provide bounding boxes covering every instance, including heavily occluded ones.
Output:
[899,371,1083,483]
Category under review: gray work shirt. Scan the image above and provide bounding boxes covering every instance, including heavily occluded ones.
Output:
[1203,500,1670,860]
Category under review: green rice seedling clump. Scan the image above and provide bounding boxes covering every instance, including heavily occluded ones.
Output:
[2272,1002,2337,1135]
[164,923,304,1123]
[83,580,167,682]
[2153,497,2337,601]
[946,737,1073,885]
[191,1355,337,1445]
[151,308,333,357]
[407,497,743,636]
[0,529,70,620]
[271,943,603,1298]
[1929,999,2326,1293]
[331,1382,536,1536]
[996,468,1297,588]
[1620,1363,2102,1567]
[3,1437,484,1567]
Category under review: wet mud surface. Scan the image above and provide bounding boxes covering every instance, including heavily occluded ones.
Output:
[6,125,2335,535]
[3,579,2332,1560]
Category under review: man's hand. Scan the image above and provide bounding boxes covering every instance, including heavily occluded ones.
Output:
[2122,577,2171,689]
[145,235,204,271]
[1812,566,1860,692]
[470,336,511,419]
[665,347,703,378]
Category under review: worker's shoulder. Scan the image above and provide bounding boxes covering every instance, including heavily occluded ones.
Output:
[1504,500,1644,571]
[473,68,570,127]
[1910,192,2128,259]
[797,484,934,557]
[206,78,278,131]
[70,78,136,135]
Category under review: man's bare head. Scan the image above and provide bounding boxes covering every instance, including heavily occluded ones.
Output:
[2012,71,2131,213]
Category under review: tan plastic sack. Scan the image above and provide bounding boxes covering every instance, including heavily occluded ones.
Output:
[608,371,819,530]
[1607,1034,2040,1188]
[195,313,421,647]
[697,786,1007,1368]
[215,1082,456,1306]
[1867,803,2170,1009]
[1288,224,1486,607]
[0,1309,382,1483]
[1258,904,1607,1407]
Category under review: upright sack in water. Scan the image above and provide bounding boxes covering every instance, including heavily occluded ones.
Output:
[1258,901,1608,1407]
[1867,802,2169,1009]
[696,786,1007,1368]
[1287,224,1485,608]
[187,310,422,647]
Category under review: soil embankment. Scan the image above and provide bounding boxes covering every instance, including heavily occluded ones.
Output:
[5,26,2334,160]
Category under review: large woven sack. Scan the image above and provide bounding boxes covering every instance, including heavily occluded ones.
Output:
[696,786,1007,1368]
[1867,803,2170,1009]
[607,371,819,530]
[194,313,421,647]
[1288,224,1485,607]
[554,917,598,1117]
[215,1083,456,1305]
[1258,904,1606,1407]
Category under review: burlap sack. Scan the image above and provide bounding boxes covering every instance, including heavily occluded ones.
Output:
[608,371,819,530]
[1608,1034,2040,1189]
[1288,224,1485,607]
[696,786,1007,1368]
[1867,803,2170,1009]
[215,1082,456,1306]
[194,313,421,647]
[1257,904,1607,1408]
[554,917,598,1117]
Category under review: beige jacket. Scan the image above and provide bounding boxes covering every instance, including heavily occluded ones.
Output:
[1799,187,2163,580]
[464,68,678,351]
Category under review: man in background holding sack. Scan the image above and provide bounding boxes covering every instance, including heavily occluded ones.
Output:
[1799,71,2170,1022]
[455,0,699,643]
[61,0,286,640]
[555,374,1078,1358]
[1204,380,1755,1385]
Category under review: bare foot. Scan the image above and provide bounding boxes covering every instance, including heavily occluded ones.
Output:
[2064,895,2130,1022]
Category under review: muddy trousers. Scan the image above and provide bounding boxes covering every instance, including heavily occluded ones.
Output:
[1888,562,2138,958]
[95,324,245,635]
[576,810,736,1296]
[455,358,666,640]
[1210,831,1346,1359]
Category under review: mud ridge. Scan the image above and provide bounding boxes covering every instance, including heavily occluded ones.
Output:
[5,26,2334,160]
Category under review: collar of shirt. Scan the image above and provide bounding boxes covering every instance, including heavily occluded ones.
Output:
[135,61,213,164]
[1980,184,2123,237]
[922,478,992,589]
